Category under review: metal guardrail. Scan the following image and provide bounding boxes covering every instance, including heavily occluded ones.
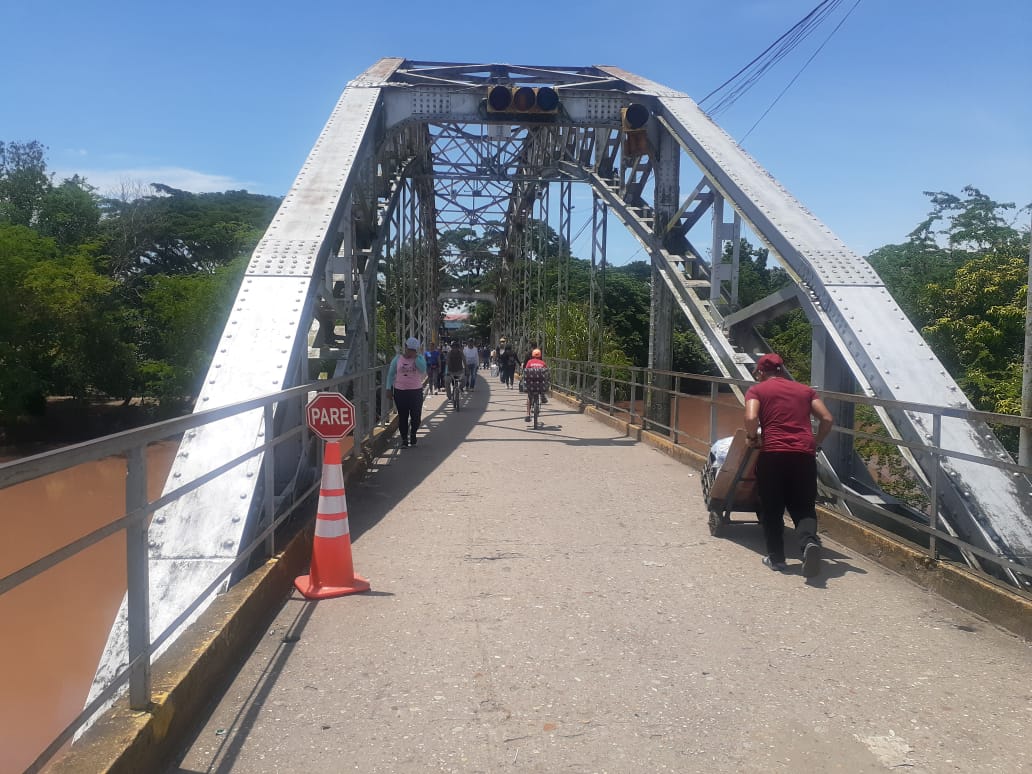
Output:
[550,358,1032,587]
[0,365,393,773]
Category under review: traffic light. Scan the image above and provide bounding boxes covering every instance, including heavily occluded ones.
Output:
[621,102,651,157]
[485,85,561,119]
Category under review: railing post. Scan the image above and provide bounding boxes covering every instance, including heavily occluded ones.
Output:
[671,375,680,442]
[644,371,652,433]
[263,403,276,557]
[609,364,616,415]
[928,413,942,561]
[629,369,637,423]
[594,362,601,406]
[709,381,719,444]
[125,445,151,710]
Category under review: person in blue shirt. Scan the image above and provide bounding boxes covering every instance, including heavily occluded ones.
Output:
[424,342,442,395]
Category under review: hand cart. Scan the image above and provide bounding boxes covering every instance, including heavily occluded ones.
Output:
[700,429,762,537]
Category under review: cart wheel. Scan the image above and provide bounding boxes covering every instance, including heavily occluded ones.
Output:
[708,510,726,537]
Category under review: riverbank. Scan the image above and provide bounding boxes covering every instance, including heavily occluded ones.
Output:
[0,398,179,461]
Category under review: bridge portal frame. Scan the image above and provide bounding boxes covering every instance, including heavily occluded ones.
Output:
[89,58,1032,719]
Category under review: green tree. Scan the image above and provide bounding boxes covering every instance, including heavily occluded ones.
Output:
[0,224,57,414]
[0,140,51,228]
[603,263,651,366]
[870,187,1028,328]
[734,238,789,306]
[438,225,503,282]
[539,300,630,367]
[20,245,137,400]
[137,256,248,409]
[921,253,1027,415]
[913,186,1024,254]
[100,186,280,278]
[38,175,102,247]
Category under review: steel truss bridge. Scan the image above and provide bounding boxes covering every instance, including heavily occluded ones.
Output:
[90,59,1032,704]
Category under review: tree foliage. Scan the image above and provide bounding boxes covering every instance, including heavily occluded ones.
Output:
[0,140,279,424]
[0,140,51,228]
[873,189,1031,422]
[100,184,279,278]
[4,134,1027,455]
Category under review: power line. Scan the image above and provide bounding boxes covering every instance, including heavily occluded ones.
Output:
[699,0,855,119]
[738,0,862,144]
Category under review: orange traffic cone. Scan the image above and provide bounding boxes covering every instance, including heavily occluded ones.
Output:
[294,440,370,599]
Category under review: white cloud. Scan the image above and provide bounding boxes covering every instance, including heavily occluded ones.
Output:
[52,166,262,197]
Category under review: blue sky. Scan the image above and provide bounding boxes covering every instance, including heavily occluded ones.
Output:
[3,0,1029,258]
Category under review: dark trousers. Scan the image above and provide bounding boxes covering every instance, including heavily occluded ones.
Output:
[755,451,819,563]
[393,388,423,442]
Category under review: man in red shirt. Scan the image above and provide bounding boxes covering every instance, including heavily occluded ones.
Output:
[744,353,834,577]
[522,349,550,423]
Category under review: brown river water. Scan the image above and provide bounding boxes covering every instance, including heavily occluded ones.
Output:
[0,443,177,774]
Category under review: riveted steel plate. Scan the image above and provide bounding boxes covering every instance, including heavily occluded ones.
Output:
[804,249,883,286]
[247,238,322,277]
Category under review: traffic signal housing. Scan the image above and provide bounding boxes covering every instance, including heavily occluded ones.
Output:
[485,85,561,120]
[621,102,651,157]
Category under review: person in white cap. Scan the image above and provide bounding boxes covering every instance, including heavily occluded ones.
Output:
[386,337,427,448]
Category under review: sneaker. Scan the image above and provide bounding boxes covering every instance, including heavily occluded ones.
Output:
[762,555,788,572]
[524,415,531,422]
[802,542,822,578]
[409,436,417,447]
[400,439,409,448]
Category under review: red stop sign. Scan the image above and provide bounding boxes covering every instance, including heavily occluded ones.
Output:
[306,393,356,440]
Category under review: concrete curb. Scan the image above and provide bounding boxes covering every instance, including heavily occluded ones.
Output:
[553,388,1032,641]
[49,422,398,774]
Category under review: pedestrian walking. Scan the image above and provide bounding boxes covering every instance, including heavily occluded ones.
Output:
[463,340,479,390]
[496,338,517,388]
[744,352,834,577]
[387,337,427,448]
[425,342,441,395]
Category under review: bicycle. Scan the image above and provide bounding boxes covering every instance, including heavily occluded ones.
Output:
[446,372,463,411]
[529,391,541,429]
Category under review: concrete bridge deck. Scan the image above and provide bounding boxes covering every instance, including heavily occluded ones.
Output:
[159,379,1031,774]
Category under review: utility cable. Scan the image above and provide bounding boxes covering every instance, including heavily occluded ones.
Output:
[739,0,862,144]
[699,0,847,118]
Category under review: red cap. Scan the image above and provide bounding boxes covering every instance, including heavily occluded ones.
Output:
[755,353,784,372]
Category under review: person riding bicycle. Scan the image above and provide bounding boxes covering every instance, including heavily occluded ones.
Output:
[523,348,550,423]
[445,340,466,396]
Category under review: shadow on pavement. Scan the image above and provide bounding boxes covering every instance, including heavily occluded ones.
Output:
[168,599,321,774]
[714,517,870,587]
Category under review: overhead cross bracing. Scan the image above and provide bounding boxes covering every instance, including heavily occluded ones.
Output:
[90,57,1031,714]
